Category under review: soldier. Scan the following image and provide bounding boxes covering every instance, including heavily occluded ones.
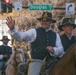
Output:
[6,12,64,75]
[58,18,76,51]
[0,36,12,70]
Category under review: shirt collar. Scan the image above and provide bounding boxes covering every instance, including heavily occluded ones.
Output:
[3,44,7,46]
[40,27,52,32]
[69,34,73,40]
[46,27,52,32]
[64,33,74,40]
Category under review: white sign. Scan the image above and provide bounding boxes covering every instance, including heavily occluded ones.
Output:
[14,1,22,11]
[66,3,75,14]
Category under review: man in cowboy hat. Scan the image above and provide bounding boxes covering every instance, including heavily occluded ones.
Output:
[58,18,76,52]
[6,12,64,75]
[0,36,12,70]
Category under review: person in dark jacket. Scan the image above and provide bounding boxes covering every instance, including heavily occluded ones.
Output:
[0,36,12,70]
[6,12,64,75]
[58,18,76,52]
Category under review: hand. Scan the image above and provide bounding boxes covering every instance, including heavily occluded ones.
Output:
[6,16,15,30]
[3,54,8,58]
[46,46,54,53]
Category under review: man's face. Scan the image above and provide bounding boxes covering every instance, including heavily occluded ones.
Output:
[2,39,9,45]
[62,25,73,34]
[40,20,51,29]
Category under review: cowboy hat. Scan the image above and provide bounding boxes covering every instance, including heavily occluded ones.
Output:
[37,12,56,23]
[0,36,10,41]
[58,18,76,31]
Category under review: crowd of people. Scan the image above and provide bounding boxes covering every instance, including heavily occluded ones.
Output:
[0,12,76,75]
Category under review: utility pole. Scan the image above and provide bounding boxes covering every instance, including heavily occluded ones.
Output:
[0,0,1,12]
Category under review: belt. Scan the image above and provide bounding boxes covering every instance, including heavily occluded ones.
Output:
[30,59,43,63]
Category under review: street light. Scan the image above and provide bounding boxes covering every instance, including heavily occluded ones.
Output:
[5,0,10,4]
[1,0,12,13]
